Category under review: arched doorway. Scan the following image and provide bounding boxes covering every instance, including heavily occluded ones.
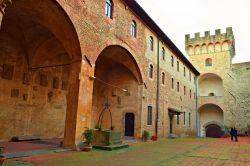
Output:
[199,104,224,138]
[92,45,142,137]
[206,124,222,138]
[0,0,81,145]
[125,113,135,137]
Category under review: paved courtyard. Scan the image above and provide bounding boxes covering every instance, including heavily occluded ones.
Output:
[3,137,250,166]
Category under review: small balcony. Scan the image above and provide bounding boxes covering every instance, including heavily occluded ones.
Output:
[198,95,224,109]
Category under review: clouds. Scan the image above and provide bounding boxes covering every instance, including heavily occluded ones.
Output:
[136,0,250,63]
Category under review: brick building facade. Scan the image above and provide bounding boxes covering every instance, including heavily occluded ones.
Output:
[0,0,248,150]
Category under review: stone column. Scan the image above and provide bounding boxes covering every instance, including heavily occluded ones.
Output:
[63,60,95,150]
[0,0,11,29]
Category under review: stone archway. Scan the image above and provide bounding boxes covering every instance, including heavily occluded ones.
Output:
[205,123,223,138]
[92,45,143,138]
[0,0,82,148]
[199,104,224,137]
[198,73,223,97]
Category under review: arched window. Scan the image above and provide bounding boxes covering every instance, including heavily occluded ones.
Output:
[177,82,180,92]
[105,0,113,19]
[149,65,153,79]
[190,89,192,98]
[162,72,165,84]
[150,36,154,50]
[209,92,215,96]
[131,20,137,38]
[171,78,174,89]
[177,61,179,71]
[184,86,186,95]
[184,67,186,77]
[205,58,212,67]
[162,47,165,61]
[171,56,174,67]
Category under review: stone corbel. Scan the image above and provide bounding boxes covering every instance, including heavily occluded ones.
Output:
[0,0,11,15]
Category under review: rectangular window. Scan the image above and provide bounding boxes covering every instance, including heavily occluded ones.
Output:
[184,86,186,95]
[188,112,191,126]
[147,106,153,125]
[184,67,186,77]
[177,114,180,125]
[183,112,186,125]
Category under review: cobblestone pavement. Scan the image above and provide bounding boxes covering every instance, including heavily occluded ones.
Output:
[4,137,250,166]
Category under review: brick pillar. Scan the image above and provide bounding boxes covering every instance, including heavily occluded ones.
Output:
[63,60,95,150]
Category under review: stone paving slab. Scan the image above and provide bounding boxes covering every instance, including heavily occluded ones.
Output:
[3,137,250,166]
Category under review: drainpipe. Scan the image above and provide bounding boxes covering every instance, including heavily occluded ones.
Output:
[155,37,160,136]
[195,76,199,137]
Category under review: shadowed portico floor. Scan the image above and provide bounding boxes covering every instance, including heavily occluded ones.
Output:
[4,137,250,166]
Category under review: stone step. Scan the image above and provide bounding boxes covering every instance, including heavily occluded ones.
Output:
[168,133,178,139]
[11,136,40,142]
[93,144,129,151]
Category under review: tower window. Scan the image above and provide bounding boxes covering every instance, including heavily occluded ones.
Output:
[209,92,215,96]
[105,0,113,19]
[184,67,186,77]
[131,20,137,38]
[150,36,154,51]
[149,65,153,79]
[205,58,212,67]
[184,86,186,95]
[147,106,153,125]
[190,89,192,98]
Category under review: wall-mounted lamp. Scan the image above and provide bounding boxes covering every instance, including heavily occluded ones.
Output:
[89,76,96,80]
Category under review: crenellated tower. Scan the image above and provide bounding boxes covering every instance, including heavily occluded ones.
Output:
[185,28,237,137]
[185,27,235,73]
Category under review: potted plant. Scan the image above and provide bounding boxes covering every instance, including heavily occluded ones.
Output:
[247,124,250,138]
[151,135,158,141]
[82,128,94,152]
[142,130,150,142]
[110,125,115,131]
[0,147,6,166]
[223,126,230,138]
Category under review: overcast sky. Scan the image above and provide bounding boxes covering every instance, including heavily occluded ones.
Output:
[136,0,250,63]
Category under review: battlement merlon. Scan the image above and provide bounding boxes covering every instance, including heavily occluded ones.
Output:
[185,27,234,44]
